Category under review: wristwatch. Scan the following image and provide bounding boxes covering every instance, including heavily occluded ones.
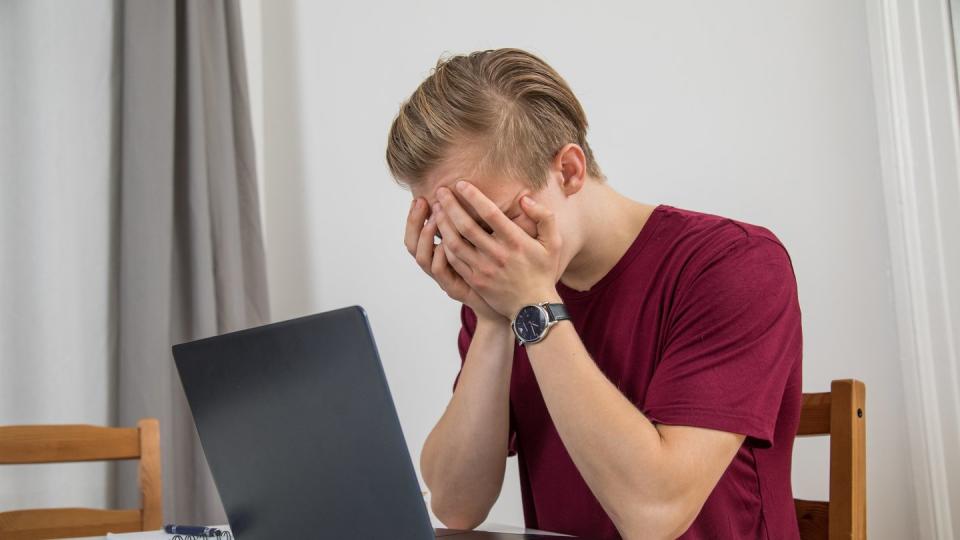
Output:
[511,302,571,346]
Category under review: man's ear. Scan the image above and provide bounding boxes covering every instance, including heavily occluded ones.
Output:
[552,143,587,197]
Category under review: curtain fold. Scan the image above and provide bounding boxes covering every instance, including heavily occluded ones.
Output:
[114,0,269,523]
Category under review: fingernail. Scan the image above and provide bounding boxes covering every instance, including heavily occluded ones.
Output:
[456,180,467,192]
[523,196,536,206]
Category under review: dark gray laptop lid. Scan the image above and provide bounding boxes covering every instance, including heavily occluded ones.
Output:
[172,306,434,540]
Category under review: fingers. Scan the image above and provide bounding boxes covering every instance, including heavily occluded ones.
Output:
[406,196,475,299]
[451,181,524,243]
[404,198,430,256]
[431,237,453,282]
[442,241,474,282]
[433,202,480,270]
[435,188,501,256]
[519,195,560,248]
[414,210,439,271]
[431,238,467,297]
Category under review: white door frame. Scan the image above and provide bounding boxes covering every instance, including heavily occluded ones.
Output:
[866,0,960,537]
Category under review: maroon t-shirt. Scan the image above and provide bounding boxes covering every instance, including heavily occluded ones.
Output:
[454,204,803,539]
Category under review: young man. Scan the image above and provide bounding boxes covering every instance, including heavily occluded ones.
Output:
[387,48,802,540]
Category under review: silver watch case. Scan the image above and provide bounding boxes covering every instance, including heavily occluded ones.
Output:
[511,302,559,346]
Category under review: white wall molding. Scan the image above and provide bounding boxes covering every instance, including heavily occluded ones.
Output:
[866,0,960,537]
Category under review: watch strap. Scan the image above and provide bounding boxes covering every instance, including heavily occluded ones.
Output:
[544,303,570,323]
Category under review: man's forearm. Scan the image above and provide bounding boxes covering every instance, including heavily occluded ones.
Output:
[524,320,708,539]
[421,318,515,529]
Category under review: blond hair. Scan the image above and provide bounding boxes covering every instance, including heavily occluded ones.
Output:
[386,48,604,189]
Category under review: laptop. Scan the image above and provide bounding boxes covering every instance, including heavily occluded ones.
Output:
[173,305,576,539]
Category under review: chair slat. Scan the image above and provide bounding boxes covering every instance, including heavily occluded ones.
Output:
[0,425,140,464]
[0,507,142,540]
[797,392,831,436]
[138,418,163,530]
[828,379,867,539]
[795,499,829,540]
[795,379,866,540]
[0,419,161,538]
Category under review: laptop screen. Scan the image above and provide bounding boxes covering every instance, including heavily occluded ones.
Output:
[173,306,434,540]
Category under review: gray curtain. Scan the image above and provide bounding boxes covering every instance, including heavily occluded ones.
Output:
[113,0,269,523]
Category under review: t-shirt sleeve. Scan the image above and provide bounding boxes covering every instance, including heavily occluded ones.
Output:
[642,235,802,448]
[453,304,518,457]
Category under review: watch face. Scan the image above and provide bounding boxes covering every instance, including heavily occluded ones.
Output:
[514,305,548,342]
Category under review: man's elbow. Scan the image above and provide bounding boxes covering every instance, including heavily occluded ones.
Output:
[421,457,497,530]
[613,493,703,540]
[430,495,489,531]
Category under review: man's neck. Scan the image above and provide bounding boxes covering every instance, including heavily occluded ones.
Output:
[559,182,658,293]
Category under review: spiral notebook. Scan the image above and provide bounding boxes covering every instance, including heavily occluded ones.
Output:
[106,525,231,539]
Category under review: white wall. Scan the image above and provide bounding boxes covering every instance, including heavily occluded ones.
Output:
[0,0,115,511]
[248,1,919,536]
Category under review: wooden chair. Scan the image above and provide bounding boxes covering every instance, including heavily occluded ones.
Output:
[0,418,162,539]
[795,379,866,539]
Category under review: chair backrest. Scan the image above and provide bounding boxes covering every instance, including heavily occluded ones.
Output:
[794,379,866,539]
[0,418,162,539]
